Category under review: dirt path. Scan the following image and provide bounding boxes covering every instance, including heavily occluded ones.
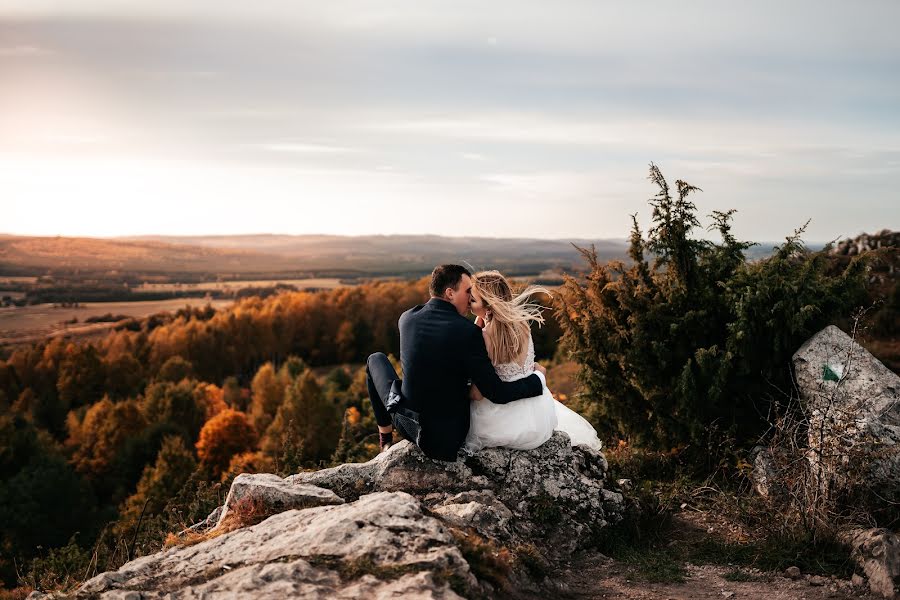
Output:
[553,551,876,600]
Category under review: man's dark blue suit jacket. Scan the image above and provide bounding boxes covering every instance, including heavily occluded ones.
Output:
[398,297,544,461]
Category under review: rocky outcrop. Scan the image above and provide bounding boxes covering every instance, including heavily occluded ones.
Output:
[71,492,472,599]
[831,229,898,258]
[49,431,622,599]
[793,325,900,503]
[288,431,623,557]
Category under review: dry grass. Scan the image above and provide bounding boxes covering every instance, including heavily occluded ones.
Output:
[164,496,273,549]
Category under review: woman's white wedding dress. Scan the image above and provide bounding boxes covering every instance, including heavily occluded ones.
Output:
[464,333,602,453]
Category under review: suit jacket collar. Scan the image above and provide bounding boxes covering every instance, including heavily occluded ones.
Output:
[427,297,458,314]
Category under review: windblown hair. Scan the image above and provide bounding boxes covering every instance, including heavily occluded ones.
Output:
[472,270,552,365]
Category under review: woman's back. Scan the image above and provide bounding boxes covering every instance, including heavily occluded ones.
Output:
[490,328,536,382]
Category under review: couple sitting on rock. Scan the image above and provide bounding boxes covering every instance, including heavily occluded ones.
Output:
[367,264,601,461]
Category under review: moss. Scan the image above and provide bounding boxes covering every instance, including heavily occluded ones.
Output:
[306,555,420,582]
[306,554,475,597]
[529,493,563,526]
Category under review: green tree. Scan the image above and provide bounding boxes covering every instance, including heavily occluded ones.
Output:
[249,362,285,435]
[114,435,197,546]
[67,397,146,485]
[104,353,144,400]
[262,371,339,467]
[156,356,195,383]
[56,343,106,412]
[557,164,869,459]
[221,376,246,412]
[330,406,378,465]
[277,355,308,381]
[0,415,96,588]
[140,380,206,443]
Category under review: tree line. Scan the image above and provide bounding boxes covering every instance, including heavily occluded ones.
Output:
[0,276,559,593]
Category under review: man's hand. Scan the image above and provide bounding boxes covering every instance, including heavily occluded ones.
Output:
[534,363,547,376]
[469,383,484,401]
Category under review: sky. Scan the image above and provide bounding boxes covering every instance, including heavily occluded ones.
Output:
[1,1,898,242]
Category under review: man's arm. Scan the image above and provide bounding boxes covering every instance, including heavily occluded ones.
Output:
[463,326,544,404]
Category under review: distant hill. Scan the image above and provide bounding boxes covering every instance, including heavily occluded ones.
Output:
[0,234,631,278]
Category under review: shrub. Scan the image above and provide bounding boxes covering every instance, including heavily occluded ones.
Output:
[557,164,869,460]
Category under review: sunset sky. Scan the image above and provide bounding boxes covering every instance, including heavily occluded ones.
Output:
[2,1,898,242]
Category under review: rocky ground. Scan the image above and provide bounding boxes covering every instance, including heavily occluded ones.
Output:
[557,553,876,600]
[551,510,881,600]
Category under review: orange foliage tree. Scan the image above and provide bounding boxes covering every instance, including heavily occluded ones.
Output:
[195,409,258,478]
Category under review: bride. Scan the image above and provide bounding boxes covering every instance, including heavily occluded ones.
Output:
[463,270,602,453]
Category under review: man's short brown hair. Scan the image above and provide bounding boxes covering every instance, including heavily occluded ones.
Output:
[429,264,471,298]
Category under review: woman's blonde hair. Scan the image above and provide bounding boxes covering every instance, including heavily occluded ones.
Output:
[472,270,552,365]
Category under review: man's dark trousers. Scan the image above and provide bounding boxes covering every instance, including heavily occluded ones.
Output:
[366,352,418,443]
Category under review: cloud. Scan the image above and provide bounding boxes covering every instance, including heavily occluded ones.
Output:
[0,2,897,241]
[257,143,360,154]
[0,45,53,57]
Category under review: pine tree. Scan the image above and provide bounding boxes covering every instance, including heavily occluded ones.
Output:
[114,435,197,541]
[262,371,339,467]
[557,164,870,460]
[156,356,195,383]
[249,362,285,435]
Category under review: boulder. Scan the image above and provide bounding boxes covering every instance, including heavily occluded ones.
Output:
[840,527,900,598]
[72,492,474,599]
[793,325,900,502]
[749,446,788,503]
[288,431,624,556]
[215,473,344,527]
[432,490,515,541]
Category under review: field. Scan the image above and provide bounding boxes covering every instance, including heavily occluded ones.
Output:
[132,278,345,293]
[0,298,235,346]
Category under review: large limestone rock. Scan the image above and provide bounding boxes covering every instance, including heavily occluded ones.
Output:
[39,431,621,599]
[288,431,624,556]
[215,473,344,527]
[71,492,473,599]
[793,325,900,502]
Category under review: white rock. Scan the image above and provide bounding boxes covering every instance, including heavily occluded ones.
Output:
[216,473,344,527]
[793,325,900,502]
[76,492,476,599]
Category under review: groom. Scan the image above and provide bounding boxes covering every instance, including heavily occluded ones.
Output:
[366,264,547,461]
